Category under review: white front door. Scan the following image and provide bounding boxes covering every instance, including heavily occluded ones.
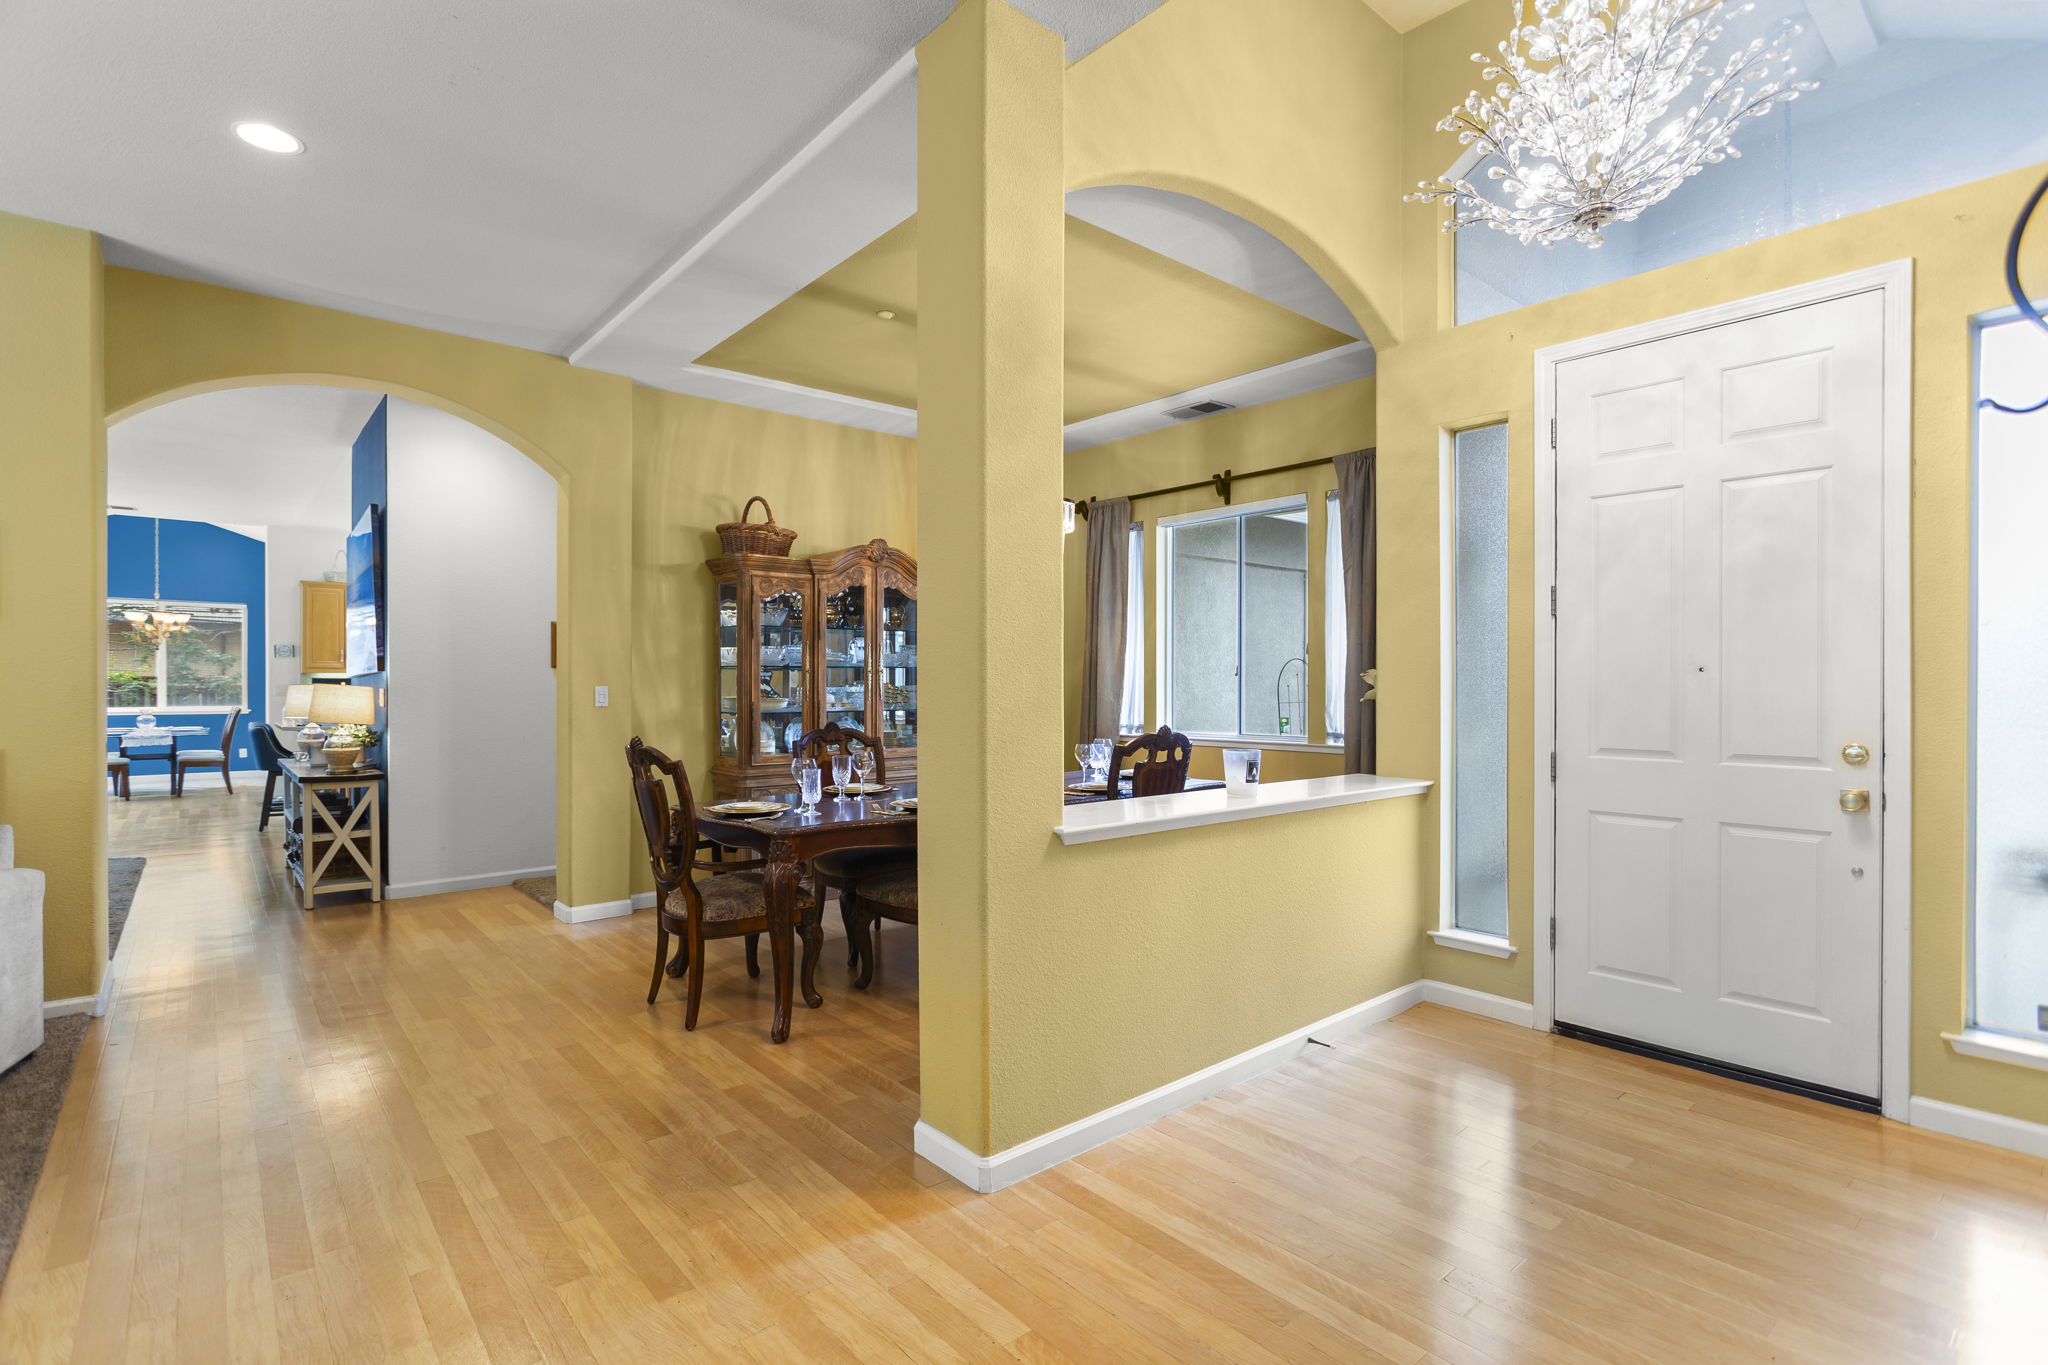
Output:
[1552,289,1886,1099]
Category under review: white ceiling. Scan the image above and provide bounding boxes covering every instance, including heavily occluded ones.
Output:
[107,386,378,532]
[2,0,1386,447]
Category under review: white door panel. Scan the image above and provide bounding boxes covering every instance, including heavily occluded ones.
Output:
[1554,290,1885,1097]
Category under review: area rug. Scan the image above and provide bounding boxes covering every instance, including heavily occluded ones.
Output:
[108,856,145,958]
[512,875,556,909]
[0,856,145,1283]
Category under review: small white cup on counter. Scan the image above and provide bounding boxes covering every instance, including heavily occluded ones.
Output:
[1222,748,1261,789]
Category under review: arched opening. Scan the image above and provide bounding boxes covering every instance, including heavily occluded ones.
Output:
[99,379,563,968]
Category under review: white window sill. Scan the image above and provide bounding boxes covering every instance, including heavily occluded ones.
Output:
[1055,773,1431,845]
[1183,736,1344,755]
[1943,1029,2048,1074]
[1428,928,1519,959]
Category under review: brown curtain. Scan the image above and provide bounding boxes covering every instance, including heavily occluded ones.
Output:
[1078,497,1133,743]
[1335,450,1377,772]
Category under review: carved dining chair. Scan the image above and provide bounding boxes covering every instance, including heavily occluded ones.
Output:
[626,737,817,1030]
[842,863,916,990]
[1106,725,1193,798]
[792,721,915,968]
[173,708,244,795]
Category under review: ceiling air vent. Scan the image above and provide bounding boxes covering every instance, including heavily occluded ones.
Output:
[1164,399,1235,421]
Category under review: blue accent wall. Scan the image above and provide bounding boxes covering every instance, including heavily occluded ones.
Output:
[106,515,266,773]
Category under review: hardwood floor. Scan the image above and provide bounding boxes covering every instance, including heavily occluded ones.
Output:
[2,784,2045,1362]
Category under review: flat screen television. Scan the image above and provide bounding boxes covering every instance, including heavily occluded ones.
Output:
[344,505,385,676]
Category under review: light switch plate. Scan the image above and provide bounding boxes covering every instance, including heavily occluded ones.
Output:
[2038,1004,2047,1033]
[594,685,609,708]
[273,644,296,658]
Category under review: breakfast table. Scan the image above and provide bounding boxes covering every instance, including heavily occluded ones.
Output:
[107,724,213,791]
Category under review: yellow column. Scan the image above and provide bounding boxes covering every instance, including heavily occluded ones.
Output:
[915,0,1067,1155]
[0,213,108,1003]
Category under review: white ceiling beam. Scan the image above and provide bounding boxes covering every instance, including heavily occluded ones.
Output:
[1806,0,1880,64]
[565,50,918,366]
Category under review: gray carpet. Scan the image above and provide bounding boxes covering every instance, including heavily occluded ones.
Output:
[108,856,145,957]
[0,856,144,1283]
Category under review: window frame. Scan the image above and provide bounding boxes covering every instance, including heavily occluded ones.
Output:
[106,597,251,714]
[1156,493,1312,745]
[1434,424,1516,956]
[1323,490,1347,747]
[1119,521,1146,735]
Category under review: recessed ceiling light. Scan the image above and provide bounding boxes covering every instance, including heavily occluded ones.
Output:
[875,309,898,321]
[233,121,304,155]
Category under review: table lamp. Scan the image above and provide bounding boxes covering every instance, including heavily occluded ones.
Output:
[301,683,376,766]
[281,684,314,730]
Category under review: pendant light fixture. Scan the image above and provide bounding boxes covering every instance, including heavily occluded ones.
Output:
[123,519,193,648]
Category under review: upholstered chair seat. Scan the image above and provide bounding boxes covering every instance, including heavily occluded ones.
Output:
[853,864,918,914]
[177,749,226,762]
[666,870,778,924]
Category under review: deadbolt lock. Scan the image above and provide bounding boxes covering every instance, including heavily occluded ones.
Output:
[1839,788,1871,814]
[1842,743,1871,766]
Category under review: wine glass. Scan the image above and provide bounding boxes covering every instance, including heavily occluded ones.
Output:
[1075,743,1093,784]
[852,746,877,789]
[831,751,854,794]
[797,759,822,815]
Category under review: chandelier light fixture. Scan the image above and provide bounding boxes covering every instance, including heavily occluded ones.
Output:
[123,518,192,648]
[1407,0,1816,248]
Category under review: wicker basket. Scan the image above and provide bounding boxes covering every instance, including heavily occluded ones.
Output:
[716,496,797,557]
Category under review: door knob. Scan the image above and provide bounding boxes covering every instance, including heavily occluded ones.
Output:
[1842,743,1870,766]
[1839,788,1870,814]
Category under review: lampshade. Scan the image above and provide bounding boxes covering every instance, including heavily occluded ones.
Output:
[282,684,315,720]
[307,683,376,726]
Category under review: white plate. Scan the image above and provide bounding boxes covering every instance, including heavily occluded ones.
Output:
[827,783,892,795]
[886,798,919,812]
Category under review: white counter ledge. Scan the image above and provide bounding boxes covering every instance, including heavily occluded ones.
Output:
[1054,773,1433,846]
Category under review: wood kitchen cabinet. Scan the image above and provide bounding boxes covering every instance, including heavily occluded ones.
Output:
[300,580,346,673]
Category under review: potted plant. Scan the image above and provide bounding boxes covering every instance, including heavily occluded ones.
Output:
[322,723,380,772]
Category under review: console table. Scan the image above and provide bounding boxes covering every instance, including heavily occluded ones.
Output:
[279,760,383,909]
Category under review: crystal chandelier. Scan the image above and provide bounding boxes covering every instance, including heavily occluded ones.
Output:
[1407,0,1816,248]
[123,518,192,648]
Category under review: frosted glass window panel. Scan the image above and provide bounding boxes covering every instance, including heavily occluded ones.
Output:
[1973,314,2048,1041]
[1454,4,2048,324]
[1241,510,1309,737]
[1167,516,1240,734]
[1453,425,1510,938]
[1325,492,1347,745]
[1120,523,1146,734]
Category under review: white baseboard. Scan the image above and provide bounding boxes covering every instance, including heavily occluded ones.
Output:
[43,994,102,1020]
[1422,979,1538,1029]
[553,897,636,924]
[1908,1096,2048,1161]
[914,980,1426,1193]
[631,891,658,910]
[387,866,556,900]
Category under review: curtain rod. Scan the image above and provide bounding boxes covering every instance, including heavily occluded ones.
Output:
[1072,448,1372,520]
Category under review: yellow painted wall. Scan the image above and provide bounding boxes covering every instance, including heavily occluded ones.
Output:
[628,385,916,893]
[915,0,1432,1157]
[100,267,642,917]
[0,214,107,1002]
[1061,377,1376,782]
[1394,2,2048,1126]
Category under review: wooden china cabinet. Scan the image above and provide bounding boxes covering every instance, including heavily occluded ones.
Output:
[707,539,918,799]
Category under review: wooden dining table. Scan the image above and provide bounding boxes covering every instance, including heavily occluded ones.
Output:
[696,782,919,1043]
[695,772,1232,1042]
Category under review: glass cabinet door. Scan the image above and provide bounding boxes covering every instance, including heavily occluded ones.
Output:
[756,583,807,759]
[879,584,917,751]
[821,581,867,734]
[717,582,740,758]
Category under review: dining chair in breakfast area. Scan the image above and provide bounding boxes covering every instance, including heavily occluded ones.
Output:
[1107,725,1194,797]
[172,708,244,795]
[791,721,916,968]
[248,722,294,831]
[627,736,813,1030]
[106,754,131,800]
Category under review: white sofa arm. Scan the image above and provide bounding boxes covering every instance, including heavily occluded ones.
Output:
[1,823,46,1072]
